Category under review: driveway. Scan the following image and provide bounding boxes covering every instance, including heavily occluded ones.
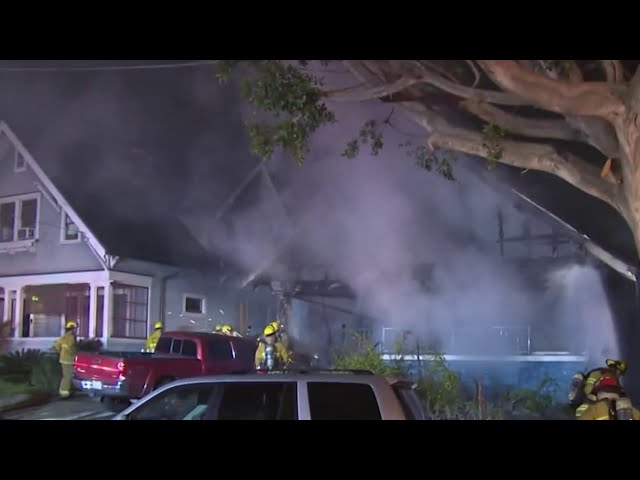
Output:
[2,395,120,420]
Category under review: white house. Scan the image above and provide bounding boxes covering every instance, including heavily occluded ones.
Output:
[0,121,278,353]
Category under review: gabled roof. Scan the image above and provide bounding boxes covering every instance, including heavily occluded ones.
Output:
[0,120,217,271]
[0,121,110,267]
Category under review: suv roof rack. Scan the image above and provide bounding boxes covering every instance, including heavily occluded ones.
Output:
[229,368,375,375]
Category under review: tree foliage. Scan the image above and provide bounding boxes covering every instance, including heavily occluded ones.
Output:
[218,60,640,260]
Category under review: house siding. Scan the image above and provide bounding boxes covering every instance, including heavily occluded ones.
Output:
[0,134,102,276]
[113,258,279,337]
[163,275,278,334]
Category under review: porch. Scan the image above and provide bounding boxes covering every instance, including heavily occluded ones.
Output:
[0,271,152,352]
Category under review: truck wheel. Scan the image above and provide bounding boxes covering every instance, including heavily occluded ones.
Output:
[101,397,130,413]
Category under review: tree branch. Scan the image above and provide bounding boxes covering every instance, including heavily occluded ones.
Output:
[340,60,530,106]
[600,60,624,83]
[426,125,622,210]
[477,60,625,121]
[324,75,422,102]
[459,99,581,142]
[465,60,481,88]
[563,115,620,159]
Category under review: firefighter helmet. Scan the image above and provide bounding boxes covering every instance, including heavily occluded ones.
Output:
[153,321,163,330]
[65,320,78,329]
[606,359,627,374]
[264,324,277,337]
[268,320,280,332]
[221,324,233,335]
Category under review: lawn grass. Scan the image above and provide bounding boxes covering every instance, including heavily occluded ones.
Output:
[0,374,36,398]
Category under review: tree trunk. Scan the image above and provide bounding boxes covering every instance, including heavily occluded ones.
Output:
[617,116,640,262]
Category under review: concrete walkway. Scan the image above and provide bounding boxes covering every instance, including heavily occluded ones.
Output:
[3,395,117,420]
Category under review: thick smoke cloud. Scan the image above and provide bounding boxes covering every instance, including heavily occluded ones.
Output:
[0,62,619,362]
[199,83,619,359]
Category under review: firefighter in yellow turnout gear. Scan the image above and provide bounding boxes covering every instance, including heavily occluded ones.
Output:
[255,324,290,370]
[144,322,163,353]
[53,321,78,398]
[267,320,289,349]
[578,395,640,420]
[214,324,242,337]
[569,359,633,419]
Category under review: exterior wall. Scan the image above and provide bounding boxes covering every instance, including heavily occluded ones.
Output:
[114,258,279,339]
[162,275,278,335]
[0,133,102,275]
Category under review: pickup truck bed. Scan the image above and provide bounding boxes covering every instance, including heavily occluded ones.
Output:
[73,331,257,403]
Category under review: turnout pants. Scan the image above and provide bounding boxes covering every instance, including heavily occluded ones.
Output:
[59,362,74,398]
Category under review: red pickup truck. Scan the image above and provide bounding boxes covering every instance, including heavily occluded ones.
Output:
[72,331,257,409]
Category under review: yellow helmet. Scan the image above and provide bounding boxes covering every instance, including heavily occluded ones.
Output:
[264,324,277,337]
[269,320,281,331]
[153,321,163,330]
[65,320,78,329]
[221,325,233,335]
[606,359,627,374]
[214,324,223,332]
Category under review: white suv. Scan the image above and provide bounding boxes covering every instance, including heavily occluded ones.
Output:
[113,369,426,420]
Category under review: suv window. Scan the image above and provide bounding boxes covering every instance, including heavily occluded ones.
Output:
[307,382,382,420]
[207,338,233,361]
[128,384,215,420]
[214,382,298,420]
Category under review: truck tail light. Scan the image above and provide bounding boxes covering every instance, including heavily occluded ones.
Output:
[117,361,126,379]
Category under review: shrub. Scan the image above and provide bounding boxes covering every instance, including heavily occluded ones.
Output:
[0,349,46,375]
[331,330,562,420]
[29,355,62,393]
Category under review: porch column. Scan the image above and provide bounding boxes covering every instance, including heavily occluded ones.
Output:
[88,283,99,339]
[2,289,10,323]
[13,286,23,338]
[102,282,113,340]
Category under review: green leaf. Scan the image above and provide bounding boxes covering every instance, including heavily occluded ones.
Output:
[221,61,336,164]
[481,123,507,168]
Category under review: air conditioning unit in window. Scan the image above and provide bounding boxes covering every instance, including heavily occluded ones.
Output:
[17,227,35,240]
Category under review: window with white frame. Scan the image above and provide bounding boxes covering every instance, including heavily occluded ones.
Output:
[112,283,149,339]
[183,295,205,315]
[14,148,26,173]
[61,212,80,243]
[0,194,39,244]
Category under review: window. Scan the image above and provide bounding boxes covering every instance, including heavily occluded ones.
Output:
[180,340,198,358]
[61,212,80,243]
[307,382,382,420]
[183,295,205,315]
[207,337,233,361]
[112,283,149,339]
[233,340,257,363]
[155,337,198,358]
[14,149,26,172]
[216,382,298,420]
[0,194,39,244]
[128,383,217,420]
[155,336,173,354]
